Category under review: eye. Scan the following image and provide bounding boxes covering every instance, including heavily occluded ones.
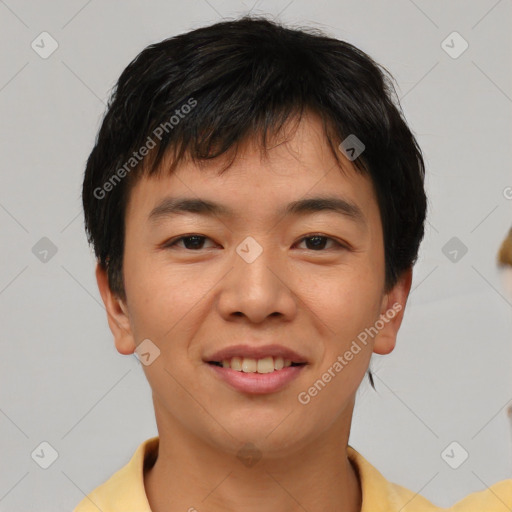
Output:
[163,234,216,250]
[162,233,348,252]
[295,234,348,251]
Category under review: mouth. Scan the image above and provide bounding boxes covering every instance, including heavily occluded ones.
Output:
[204,344,309,394]
[207,356,306,373]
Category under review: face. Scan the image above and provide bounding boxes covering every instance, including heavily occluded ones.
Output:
[97,112,412,458]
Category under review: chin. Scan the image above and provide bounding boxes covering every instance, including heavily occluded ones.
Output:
[214,415,313,457]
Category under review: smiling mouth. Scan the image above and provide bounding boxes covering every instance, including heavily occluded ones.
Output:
[208,356,306,373]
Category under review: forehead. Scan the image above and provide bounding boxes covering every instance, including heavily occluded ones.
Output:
[124,113,381,231]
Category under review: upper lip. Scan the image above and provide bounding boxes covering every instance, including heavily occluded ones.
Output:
[205,344,308,364]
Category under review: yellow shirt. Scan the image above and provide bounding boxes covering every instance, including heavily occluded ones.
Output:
[73,436,512,511]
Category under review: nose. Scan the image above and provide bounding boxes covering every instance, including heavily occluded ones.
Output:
[216,239,298,324]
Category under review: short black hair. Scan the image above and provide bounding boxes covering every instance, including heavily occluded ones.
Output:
[82,16,427,387]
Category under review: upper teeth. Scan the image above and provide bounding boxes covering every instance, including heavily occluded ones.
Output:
[221,356,292,373]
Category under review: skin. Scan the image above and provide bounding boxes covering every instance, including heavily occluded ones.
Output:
[96,111,413,512]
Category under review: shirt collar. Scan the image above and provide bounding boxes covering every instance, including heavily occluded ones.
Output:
[82,436,433,511]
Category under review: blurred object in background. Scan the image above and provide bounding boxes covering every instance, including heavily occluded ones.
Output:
[498,227,512,267]
[498,227,512,298]
[498,228,512,450]
[508,405,512,444]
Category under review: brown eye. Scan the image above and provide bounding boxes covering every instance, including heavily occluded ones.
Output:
[165,235,215,250]
[295,235,347,251]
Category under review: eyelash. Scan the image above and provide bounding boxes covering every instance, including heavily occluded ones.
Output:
[163,234,349,251]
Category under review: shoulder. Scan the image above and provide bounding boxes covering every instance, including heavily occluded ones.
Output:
[348,446,440,510]
[348,446,512,511]
[73,436,159,512]
[386,478,512,511]
[449,478,512,511]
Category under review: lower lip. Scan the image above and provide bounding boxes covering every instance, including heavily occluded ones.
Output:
[207,363,306,394]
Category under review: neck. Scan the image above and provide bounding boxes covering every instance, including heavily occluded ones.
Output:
[144,400,362,512]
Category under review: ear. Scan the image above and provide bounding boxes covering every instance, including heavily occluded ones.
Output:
[95,263,136,355]
[372,267,413,355]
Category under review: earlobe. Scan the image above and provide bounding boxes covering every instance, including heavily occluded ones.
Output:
[372,267,413,355]
[95,263,136,355]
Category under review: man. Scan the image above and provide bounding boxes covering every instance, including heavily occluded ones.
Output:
[76,16,512,511]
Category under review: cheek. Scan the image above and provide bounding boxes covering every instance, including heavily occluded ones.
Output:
[123,251,207,341]
[124,256,237,365]
[302,263,383,342]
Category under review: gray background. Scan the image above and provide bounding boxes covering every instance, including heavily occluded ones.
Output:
[1,0,511,510]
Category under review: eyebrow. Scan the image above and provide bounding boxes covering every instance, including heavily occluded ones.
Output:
[148,195,367,227]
